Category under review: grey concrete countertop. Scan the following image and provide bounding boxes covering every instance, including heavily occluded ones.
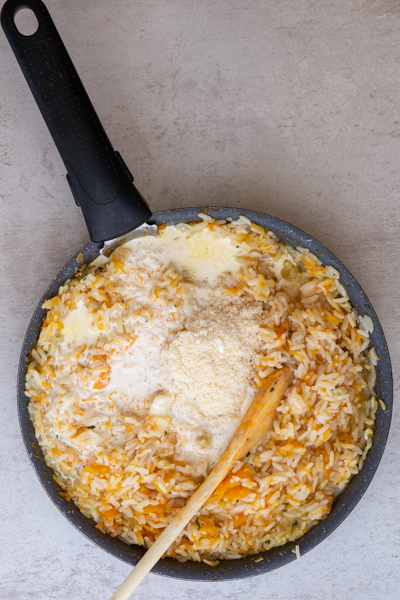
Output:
[1,1,399,598]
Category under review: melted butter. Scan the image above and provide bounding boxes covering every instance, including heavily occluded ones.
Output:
[170,227,239,283]
[125,225,240,285]
[61,304,100,348]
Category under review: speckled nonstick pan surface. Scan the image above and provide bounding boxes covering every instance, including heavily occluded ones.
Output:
[3,0,392,583]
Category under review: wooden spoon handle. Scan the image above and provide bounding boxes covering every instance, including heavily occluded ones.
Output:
[110,367,293,600]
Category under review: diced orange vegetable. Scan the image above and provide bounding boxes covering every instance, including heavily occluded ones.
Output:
[209,476,232,501]
[209,465,254,502]
[234,465,254,480]
[224,485,252,502]
[70,427,86,440]
[101,506,119,519]
[142,503,166,517]
[224,284,243,295]
[141,528,156,542]
[180,537,193,549]
[92,354,107,363]
[93,365,110,389]
[196,516,220,536]
[326,313,342,326]
[276,324,286,338]
[84,464,110,475]
[234,513,249,528]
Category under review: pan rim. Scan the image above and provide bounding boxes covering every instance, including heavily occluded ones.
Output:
[17,206,393,581]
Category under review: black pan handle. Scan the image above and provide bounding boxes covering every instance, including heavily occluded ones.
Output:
[1,0,152,242]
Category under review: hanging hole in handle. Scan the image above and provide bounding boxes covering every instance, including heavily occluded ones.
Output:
[14,7,39,36]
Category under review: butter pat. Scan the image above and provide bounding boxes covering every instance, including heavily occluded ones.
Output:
[148,392,172,417]
[61,303,100,348]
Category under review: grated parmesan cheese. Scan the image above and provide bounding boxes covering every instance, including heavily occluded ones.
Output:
[166,292,264,464]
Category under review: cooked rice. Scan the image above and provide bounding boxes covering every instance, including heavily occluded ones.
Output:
[25,214,377,563]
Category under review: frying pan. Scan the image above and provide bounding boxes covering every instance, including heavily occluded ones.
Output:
[2,0,392,582]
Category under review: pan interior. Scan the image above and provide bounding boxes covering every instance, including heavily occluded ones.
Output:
[18,206,392,581]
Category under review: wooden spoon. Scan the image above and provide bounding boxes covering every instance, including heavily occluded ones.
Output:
[110,366,293,600]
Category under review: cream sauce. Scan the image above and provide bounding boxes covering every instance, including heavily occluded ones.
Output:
[57,224,252,466]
